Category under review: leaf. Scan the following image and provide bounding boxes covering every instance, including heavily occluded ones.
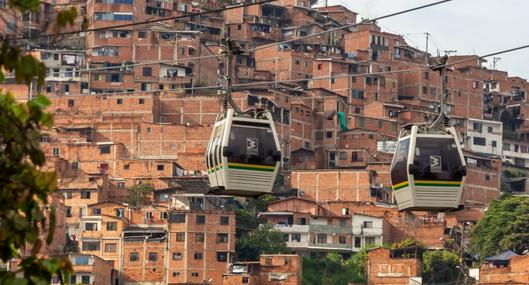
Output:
[46,207,56,245]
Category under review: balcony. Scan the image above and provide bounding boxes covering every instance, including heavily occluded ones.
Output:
[273,224,309,233]
[310,243,352,250]
[309,224,352,235]
[286,241,310,248]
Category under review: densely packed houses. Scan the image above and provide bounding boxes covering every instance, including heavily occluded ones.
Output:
[2,0,529,284]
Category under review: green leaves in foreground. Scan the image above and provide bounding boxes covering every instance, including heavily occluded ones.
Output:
[0,93,71,284]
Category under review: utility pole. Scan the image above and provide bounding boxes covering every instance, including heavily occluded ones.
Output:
[493,57,501,70]
[425,32,430,64]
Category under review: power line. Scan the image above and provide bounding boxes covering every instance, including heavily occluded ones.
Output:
[248,0,455,53]
[443,43,529,69]
[42,54,222,76]
[16,0,276,41]
[35,1,452,76]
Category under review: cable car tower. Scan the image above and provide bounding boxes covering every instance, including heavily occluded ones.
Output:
[205,39,282,197]
[390,56,467,211]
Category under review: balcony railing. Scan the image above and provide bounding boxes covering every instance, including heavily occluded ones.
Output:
[310,243,352,250]
[273,224,309,233]
[309,224,352,235]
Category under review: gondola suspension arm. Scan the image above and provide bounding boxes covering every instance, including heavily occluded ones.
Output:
[429,55,450,129]
[220,38,244,115]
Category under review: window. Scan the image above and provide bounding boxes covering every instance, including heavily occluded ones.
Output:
[217,233,228,243]
[116,208,124,217]
[485,175,490,181]
[291,233,301,242]
[317,234,327,243]
[422,86,428,94]
[74,256,89,265]
[379,121,383,129]
[172,272,180,277]
[196,215,205,224]
[195,233,204,242]
[124,164,130,170]
[424,71,429,80]
[71,162,79,171]
[157,164,164,171]
[473,122,483,133]
[170,213,186,223]
[175,233,185,242]
[342,208,349,215]
[117,181,125,189]
[351,90,364,99]
[354,237,361,248]
[298,218,307,225]
[243,277,249,283]
[64,192,72,199]
[100,146,111,154]
[117,98,123,104]
[105,243,117,252]
[339,236,346,244]
[81,191,91,199]
[92,208,101,215]
[216,252,228,262]
[492,141,497,148]
[358,117,365,128]
[265,257,272,265]
[363,221,373,228]
[130,252,138,261]
[473,137,486,146]
[351,152,361,162]
[194,252,203,260]
[220,216,229,225]
[488,126,494,133]
[172,252,182,260]
[107,222,117,231]
[85,223,97,231]
[138,31,146,38]
[326,131,333,139]
[70,275,76,284]
[139,98,145,104]
[191,272,199,277]
[82,241,100,251]
[142,67,152,76]
[52,148,60,156]
[339,152,347,160]
[66,207,72,217]
[81,275,90,284]
[148,252,157,261]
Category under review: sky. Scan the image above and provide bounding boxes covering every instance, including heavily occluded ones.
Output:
[325,0,529,79]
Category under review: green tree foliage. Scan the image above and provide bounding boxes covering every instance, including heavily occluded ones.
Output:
[470,195,529,258]
[303,251,367,285]
[235,224,287,261]
[0,1,81,283]
[422,250,461,285]
[126,183,154,207]
[235,195,275,238]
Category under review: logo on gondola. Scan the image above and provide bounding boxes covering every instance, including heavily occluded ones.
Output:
[430,155,442,173]
[247,138,258,156]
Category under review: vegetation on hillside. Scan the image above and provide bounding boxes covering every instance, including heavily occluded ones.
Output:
[470,195,529,259]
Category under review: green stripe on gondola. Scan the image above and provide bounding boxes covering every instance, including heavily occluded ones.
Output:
[392,182,409,190]
[392,180,461,190]
[207,165,223,173]
[228,163,275,172]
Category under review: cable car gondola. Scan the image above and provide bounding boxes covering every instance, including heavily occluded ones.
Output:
[390,125,467,211]
[390,56,467,211]
[206,108,282,197]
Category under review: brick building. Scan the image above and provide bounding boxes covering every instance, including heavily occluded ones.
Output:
[367,247,423,285]
[223,254,302,285]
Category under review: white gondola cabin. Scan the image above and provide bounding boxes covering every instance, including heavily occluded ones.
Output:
[390,125,467,211]
[206,109,282,197]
